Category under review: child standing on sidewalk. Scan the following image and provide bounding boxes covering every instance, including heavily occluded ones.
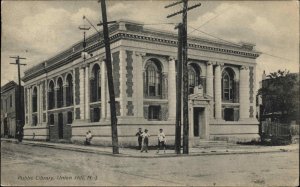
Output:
[157,128,166,153]
[141,129,150,153]
[135,128,143,150]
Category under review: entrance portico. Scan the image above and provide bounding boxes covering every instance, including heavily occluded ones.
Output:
[189,93,211,145]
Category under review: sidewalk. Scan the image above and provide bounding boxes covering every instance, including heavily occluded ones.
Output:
[1,138,298,158]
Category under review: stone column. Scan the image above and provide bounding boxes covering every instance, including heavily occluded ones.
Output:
[85,64,90,121]
[252,66,257,119]
[134,52,145,118]
[79,66,85,120]
[54,85,58,109]
[206,61,214,119]
[206,61,214,97]
[214,63,222,120]
[101,60,107,120]
[239,66,250,120]
[37,84,40,124]
[28,87,32,125]
[168,56,176,120]
[39,83,43,124]
[45,80,48,124]
[63,83,68,107]
[72,68,76,116]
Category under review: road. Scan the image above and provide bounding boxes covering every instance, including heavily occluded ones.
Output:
[1,141,299,186]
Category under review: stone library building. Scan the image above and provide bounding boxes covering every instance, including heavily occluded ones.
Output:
[22,20,260,146]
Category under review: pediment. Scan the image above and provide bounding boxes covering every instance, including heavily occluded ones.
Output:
[188,93,212,101]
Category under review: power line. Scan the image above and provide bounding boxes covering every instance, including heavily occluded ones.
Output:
[188,25,239,46]
[188,25,292,61]
[189,6,231,34]
[83,15,100,33]
[260,52,292,61]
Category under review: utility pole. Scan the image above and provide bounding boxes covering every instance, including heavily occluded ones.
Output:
[99,0,119,154]
[181,0,189,154]
[165,0,201,154]
[175,23,182,154]
[10,56,26,142]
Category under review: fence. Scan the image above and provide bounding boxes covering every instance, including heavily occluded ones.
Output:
[261,121,291,140]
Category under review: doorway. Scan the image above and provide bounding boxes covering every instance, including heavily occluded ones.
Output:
[193,107,204,137]
[58,113,63,139]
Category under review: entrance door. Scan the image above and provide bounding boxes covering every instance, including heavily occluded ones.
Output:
[58,113,63,139]
[193,108,201,137]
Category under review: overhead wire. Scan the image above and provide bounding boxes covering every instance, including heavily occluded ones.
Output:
[188,6,231,34]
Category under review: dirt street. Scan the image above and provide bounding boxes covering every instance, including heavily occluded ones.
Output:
[1,142,299,186]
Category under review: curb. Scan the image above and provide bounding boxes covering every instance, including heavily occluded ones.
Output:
[1,139,298,158]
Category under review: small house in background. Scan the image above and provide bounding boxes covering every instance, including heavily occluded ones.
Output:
[1,81,24,138]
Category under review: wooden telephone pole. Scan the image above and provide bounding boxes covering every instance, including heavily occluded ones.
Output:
[165,0,201,154]
[99,0,119,154]
[175,23,182,154]
[10,56,26,141]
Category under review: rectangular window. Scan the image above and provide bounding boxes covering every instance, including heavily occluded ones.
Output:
[91,108,100,122]
[149,86,155,96]
[148,105,160,120]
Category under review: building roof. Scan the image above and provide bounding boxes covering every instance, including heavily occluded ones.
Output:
[1,81,18,94]
[22,19,261,82]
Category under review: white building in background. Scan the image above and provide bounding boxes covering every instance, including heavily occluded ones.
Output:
[22,20,261,146]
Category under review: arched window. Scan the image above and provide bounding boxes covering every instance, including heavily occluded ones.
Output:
[57,78,63,108]
[145,60,162,97]
[222,68,235,101]
[66,74,73,106]
[90,64,101,102]
[188,64,200,94]
[32,87,37,113]
[48,81,55,110]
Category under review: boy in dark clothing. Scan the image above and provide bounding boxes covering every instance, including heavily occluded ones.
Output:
[141,129,150,153]
[135,128,143,150]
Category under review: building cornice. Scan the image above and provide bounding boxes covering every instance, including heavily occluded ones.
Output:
[22,20,261,82]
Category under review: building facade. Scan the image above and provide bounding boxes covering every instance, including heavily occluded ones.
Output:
[1,81,24,138]
[22,20,260,146]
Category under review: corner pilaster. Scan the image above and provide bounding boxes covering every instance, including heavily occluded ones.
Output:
[168,56,176,120]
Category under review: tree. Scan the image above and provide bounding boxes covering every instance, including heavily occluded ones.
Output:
[258,70,299,123]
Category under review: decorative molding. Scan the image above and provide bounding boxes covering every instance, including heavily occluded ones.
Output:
[112,51,120,98]
[23,23,260,82]
[249,106,254,118]
[135,51,146,57]
[240,65,249,70]
[249,67,254,103]
[168,56,176,61]
[216,61,224,66]
[126,50,134,98]
[207,61,215,66]
[126,101,134,116]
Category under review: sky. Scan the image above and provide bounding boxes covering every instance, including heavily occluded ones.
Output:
[1,0,299,87]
